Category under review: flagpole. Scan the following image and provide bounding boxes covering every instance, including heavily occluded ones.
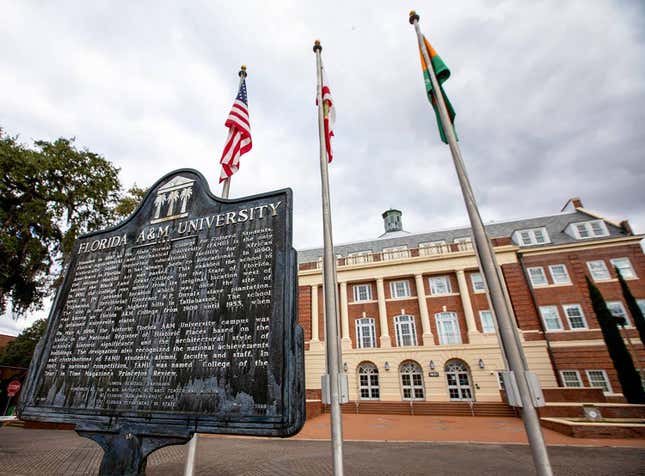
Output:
[220,65,248,199]
[409,11,553,476]
[314,39,345,476]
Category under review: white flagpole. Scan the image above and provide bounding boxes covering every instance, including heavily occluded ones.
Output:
[313,39,345,476]
[220,65,248,199]
[409,11,553,476]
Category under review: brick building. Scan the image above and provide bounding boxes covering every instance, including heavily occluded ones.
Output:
[297,199,645,406]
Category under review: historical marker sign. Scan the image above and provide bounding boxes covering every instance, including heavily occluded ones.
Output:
[18,169,304,438]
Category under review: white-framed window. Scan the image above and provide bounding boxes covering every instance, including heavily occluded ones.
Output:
[549,264,571,284]
[445,360,473,400]
[562,304,588,329]
[567,220,609,239]
[471,272,486,292]
[527,267,548,287]
[383,245,409,260]
[610,257,636,279]
[585,369,612,393]
[561,370,583,387]
[358,362,380,400]
[539,305,563,331]
[513,227,550,246]
[606,301,631,327]
[347,250,373,265]
[353,283,373,302]
[429,276,452,295]
[479,310,495,333]
[419,240,448,255]
[394,315,417,347]
[453,237,472,251]
[355,318,376,348]
[390,280,411,298]
[435,312,462,344]
[587,260,610,281]
[400,361,425,400]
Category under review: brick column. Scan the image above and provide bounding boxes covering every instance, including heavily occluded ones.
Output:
[456,269,481,342]
[310,284,323,350]
[339,281,352,350]
[414,274,434,345]
[376,278,391,347]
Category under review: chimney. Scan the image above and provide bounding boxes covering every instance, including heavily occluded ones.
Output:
[382,209,403,233]
[561,197,584,212]
[620,220,633,235]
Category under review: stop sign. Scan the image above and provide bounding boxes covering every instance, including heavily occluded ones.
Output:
[7,380,21,397]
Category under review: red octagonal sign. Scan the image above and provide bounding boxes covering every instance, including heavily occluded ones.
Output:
[7,380,21,398]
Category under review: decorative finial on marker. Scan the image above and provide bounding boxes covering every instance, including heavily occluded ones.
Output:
[239,65,247,78]
[409,10,420,24]
[313,39,322,52]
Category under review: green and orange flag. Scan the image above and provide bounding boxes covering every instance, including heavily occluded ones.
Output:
[418,36,457,144]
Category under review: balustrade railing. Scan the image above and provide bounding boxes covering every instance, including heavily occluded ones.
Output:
[298,240,493,271]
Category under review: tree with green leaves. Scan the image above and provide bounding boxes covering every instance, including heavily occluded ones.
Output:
[113,184,147,222]
[616,266,645,347]
[0,319,47,368]
[585,276,645,403]
[0,130,122,316]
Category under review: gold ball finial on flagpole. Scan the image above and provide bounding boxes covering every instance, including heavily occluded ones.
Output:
[409,10,420,24]
[313,39,322,52]
[239,65,247,78]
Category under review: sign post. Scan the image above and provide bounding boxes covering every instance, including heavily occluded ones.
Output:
[18,169,304,475]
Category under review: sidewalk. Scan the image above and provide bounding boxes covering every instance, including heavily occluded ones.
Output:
[288,414,645,447]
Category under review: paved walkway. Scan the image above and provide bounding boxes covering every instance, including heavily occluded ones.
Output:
[0,427,644,475]
[290,414,645,447]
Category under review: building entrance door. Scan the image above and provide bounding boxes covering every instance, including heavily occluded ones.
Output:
[445,360,473,401]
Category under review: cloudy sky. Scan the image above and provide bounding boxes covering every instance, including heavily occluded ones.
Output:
[1,1,644,334]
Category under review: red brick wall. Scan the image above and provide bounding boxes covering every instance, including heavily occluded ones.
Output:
[521,244,645,331]
[298,286,312,349]
[466,270,492,333]
[425,273,469,344]
[501,263,542,332]
[550,344,645,395]
[0,334,15,350]
[317,285,325,341]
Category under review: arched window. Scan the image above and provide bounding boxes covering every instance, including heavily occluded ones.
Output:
[400,361,424,400]
[445,359,474,401]
[358,362,380,400]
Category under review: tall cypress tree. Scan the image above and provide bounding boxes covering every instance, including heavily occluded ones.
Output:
[585,276,645,403]
[616,267,645,347]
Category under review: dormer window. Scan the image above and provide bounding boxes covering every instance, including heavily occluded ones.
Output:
[566,220,609,240]
[512,227,550,246]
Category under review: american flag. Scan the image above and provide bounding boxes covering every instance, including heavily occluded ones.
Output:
[219,77,252,182]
